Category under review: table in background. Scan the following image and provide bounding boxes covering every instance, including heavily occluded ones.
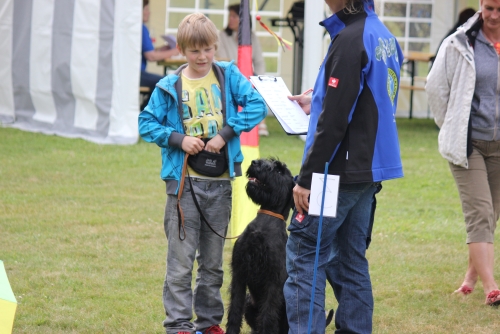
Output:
[401,51,434,119]
[157,57,187,74]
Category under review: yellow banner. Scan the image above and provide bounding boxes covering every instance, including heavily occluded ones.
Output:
[0,299,16,334]
[230,146,260,242]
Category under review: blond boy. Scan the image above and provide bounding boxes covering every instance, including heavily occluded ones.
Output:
[138,13,267,334]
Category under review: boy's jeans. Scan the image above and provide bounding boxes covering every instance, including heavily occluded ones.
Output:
[163,178,232,334]
[284,182,381,334]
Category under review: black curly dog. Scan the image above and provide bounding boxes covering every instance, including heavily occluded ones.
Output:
[226,158,294,334]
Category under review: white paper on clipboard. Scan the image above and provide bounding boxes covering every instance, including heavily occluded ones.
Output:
[308,173,340,218]
[250,76,309,135]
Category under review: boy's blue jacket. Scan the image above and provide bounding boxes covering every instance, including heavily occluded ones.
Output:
[139,61,267,195]
[297,0,404,189]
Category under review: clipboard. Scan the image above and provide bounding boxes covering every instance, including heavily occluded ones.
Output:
[250,75,309,135]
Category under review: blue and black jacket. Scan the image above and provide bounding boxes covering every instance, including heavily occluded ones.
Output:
[297,0,404,189]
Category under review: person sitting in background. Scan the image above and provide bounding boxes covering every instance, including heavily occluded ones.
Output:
[217,3,269,136]
[140,0,179,110]
[426,0,500,306]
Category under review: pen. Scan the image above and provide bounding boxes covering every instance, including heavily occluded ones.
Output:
[302,88,313,95]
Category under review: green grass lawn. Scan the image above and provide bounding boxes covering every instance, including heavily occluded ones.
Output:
[1,117,500,333]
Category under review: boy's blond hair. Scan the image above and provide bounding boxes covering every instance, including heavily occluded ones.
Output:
[177,13,219,52]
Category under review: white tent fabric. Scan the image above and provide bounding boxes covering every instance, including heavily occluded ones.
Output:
[301,1,325,94]
[0,0,141,145]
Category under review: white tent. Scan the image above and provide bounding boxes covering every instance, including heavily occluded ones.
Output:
[0,0,141,145]
[0,0,477,143]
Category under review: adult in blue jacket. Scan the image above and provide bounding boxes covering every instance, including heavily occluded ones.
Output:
[285,0,403,333]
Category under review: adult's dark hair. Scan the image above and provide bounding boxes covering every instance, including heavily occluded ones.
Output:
[224,3,253,36]
[445,7,477,38]
[457,8,476,27]
[143,0,149,8]
[431,7,477,62]
[224,4,240,36]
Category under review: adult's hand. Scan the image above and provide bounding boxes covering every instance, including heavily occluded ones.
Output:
[181,136,205,155]
[143,47,179,62]
[288,92,312,115]
[205,134,226,153]
[293,184,310,214]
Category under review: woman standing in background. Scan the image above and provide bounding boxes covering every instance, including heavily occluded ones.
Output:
[426,0,500,306]
[217,3,268,136]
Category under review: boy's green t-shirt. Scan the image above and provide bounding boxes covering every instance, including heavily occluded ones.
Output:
[181,69,230,179]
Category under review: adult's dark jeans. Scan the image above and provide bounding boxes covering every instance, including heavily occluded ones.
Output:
[284,182,381,334]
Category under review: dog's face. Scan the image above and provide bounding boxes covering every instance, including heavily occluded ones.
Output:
[245,158,294,212]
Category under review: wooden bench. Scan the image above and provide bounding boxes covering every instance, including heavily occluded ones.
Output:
[400,85,425,91]
[400,76,426,91]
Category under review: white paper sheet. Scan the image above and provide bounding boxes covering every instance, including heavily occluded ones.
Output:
[309,173,340,218]
[250,76,309,135]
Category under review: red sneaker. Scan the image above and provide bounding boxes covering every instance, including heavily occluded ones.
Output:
[204,325,225,334]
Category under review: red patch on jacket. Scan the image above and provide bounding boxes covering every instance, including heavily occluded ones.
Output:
[328,77,339,88]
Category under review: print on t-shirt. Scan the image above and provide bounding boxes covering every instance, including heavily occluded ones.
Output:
[182,70,223,139]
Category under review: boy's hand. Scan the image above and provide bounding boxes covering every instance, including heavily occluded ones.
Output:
[181,136,205,155]
[288,93,312,115]
[205,134,226,153]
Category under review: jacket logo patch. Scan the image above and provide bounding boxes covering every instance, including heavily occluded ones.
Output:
[387,68,398,105]
[328,77,339,88]
[375,37,399,64]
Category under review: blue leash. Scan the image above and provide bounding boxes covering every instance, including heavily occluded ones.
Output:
[307,162,329,334]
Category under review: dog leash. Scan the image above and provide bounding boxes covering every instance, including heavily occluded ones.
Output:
[178,154,288,240]
[177,153,240,240]
[176,154,189,241]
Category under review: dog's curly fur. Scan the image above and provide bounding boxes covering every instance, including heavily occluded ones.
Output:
[226,158,294,334]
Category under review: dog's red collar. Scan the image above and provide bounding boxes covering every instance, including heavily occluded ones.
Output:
[258,209,285,221]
